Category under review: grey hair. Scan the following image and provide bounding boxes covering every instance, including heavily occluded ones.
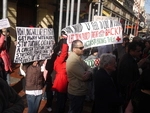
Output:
[99,53,116,68]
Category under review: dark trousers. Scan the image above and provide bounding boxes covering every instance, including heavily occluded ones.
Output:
[46,83,53,108]
[55,92,67,113]
[0,70,6,81]
[68,93,85,113]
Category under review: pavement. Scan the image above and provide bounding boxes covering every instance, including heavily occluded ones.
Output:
[10,64,93,113]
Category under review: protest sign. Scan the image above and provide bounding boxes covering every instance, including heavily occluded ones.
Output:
[0,18,10,29]
[14,27,55,63]
[62,19,123,50]
[129,33,135,42]
[84,58,100,68]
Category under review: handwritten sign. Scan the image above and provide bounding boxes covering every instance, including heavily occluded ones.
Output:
[14,27,55,63]
[0,18,10,29]
[62,19,123,50]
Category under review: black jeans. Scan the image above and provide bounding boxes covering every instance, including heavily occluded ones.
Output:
[46,82,53,108]
[55,92,67,113]
[68,93,85,113]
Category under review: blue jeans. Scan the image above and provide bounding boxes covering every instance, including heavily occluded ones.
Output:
[68,93,85,113]
[26,94,42,113]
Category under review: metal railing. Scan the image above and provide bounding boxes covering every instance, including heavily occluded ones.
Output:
[58,0,104,37]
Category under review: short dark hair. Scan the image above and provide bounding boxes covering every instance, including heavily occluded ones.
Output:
[71,40,83,51]
[123,37,129,42]
[57,39,64,51]
[91,47,98,55]
[127,41,141,53]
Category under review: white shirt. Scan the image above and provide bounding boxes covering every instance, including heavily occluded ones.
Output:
[25,90,43,96]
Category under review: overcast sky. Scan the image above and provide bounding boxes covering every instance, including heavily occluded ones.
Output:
[145,0,150,14]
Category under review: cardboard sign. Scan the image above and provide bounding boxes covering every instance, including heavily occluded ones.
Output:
[62,19,123,50]
[14,27,55,63]
[0,18,10,29]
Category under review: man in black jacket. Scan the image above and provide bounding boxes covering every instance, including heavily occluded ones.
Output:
[93,53,123,113]
[117,41,145,111]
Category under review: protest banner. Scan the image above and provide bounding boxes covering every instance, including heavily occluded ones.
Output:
[0,18,10,29]
[14,27,55,63]
[61,19,123,50]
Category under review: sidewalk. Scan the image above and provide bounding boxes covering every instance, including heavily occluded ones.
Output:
[10,64,93,113]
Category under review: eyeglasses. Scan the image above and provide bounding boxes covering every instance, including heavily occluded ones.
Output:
[74,46,84,50]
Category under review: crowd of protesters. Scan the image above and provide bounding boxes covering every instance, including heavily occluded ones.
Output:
[1,24,150,113]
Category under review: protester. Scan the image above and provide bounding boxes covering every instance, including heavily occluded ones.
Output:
[81,48,91,60]
[85,47,98,60]
[117,41,146,111]
[0,54,5,79]
[142,39,150,58]
[85,47,98,101]
[92,53,123,113]
[115,37,129,61]
[0,77,24,112]
[44,26,60,112]
[66,39,92,113]
[45,43,60,112]
[0,29,12,84]
[132,36,145,52]
[52,38,68,113]
[125,66,150,113]
[23,60,45,113]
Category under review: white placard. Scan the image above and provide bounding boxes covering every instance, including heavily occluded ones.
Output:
[14,27,55,63]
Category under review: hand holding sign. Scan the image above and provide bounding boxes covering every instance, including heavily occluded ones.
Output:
[61,31,68,39]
